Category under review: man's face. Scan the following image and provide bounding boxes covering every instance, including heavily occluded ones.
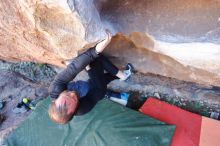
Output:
[55,91,78,115]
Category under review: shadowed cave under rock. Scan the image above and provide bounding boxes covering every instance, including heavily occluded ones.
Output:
[68,0,220,86]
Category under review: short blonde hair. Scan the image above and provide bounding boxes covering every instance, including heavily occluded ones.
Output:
[48,91,78,124]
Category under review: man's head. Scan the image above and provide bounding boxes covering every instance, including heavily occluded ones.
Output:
[48,91,78,124]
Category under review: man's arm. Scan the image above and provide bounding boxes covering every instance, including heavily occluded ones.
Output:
[49,47,99,99]
[49,30,112,99]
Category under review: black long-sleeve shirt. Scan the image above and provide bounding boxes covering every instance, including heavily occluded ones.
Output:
[49,47,99,99]
[49,47,118,115]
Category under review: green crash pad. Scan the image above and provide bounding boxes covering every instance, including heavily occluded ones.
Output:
[5,98,175,146]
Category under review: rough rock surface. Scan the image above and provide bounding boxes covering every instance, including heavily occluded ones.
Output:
[95,0,220,43]
[0,0,220,86]
[104,33,220,86]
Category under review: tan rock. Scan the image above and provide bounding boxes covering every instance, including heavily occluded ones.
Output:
[104,33,220,86]
[0,0,220,86]
[0,0,87,66]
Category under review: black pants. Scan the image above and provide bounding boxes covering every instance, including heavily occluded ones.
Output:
[76,55,119,115]
[88,55,119,91]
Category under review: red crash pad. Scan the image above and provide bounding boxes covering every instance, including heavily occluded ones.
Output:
[139,97,202,146]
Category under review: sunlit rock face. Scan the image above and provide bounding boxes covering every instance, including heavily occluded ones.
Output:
[0,0,86,66]
[0,0,220,85]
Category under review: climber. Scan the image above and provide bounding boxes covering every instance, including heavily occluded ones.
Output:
[48,30,133,124]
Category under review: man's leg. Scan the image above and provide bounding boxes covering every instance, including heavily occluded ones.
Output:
[98,55,120,84]
[88,57,106,90]
[88,56,132,107]
[88,55,120,87]
[99,55,119,76]
[99,55,133,81]
[104,73,118,85]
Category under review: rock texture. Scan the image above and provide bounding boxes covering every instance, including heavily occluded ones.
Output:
[0,0,220,85]
[95,0,220,43]
[104,33,220,86]
[0,0,87,66]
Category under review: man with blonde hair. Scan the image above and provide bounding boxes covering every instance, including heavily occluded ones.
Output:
[48,30,132,124]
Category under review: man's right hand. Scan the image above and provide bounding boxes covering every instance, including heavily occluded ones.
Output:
[95,29,112,54]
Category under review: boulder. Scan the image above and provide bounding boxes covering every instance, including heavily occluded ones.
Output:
[0,0,220,85]
[104,33,220,86]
